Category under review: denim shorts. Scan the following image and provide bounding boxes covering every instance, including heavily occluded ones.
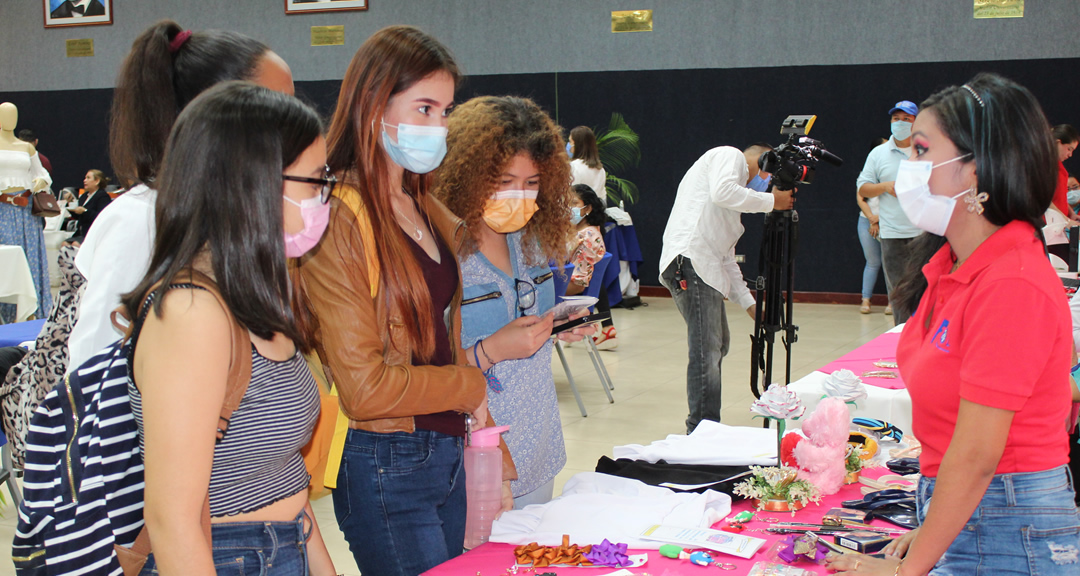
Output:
[917,465,1080,575]
[139,509,312,575]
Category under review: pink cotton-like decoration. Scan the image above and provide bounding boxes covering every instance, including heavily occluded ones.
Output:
[792,397,850,495]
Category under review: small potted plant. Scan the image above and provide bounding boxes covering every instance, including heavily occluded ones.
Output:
[845,445,867,484]
[734,466,822,513]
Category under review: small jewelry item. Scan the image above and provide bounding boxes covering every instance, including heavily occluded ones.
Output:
[860,370,898,379]
[873,361,898,369]
[473,341,504,393]
[964,188,989,215]
[394,193,424,241]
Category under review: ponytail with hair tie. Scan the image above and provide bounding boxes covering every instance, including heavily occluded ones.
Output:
[168,30,192,53]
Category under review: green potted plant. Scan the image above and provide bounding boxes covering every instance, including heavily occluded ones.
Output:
[595,112,641,206]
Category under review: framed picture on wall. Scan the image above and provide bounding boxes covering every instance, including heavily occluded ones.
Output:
[286,0,368,15]
[44,0,113,28]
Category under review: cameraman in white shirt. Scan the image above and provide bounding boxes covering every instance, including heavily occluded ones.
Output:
[659,143,793,433]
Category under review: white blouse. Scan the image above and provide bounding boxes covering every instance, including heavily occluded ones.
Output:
[68,184,157,371]
[570,159,607,204]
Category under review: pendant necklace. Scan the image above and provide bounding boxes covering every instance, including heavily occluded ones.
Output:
[395,194,423,241]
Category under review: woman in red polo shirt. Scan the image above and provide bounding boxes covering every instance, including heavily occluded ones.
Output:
[827,73,1080,575]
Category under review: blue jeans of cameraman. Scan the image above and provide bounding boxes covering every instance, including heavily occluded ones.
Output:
[662,257,729,434]
[916,465,1080,575]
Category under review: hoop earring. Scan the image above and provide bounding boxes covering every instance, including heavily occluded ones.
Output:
[963,188,989,215]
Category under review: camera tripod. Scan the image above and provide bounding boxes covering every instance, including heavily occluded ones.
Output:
[749,206,799,415]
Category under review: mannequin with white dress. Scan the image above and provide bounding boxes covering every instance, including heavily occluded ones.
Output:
[0,102,54,321]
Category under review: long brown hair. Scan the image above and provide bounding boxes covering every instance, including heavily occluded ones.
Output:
[109,20,269,186]
[570,125,602,170]
[434,96,572,264]
[324,25,460,361]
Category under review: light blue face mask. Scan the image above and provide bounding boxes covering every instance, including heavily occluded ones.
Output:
[381,120,448,174]
[570,206,584,225]
[747,173,772,192]
[891,121,913,142]
[1069,189,1080,206]
[566,142,573,156]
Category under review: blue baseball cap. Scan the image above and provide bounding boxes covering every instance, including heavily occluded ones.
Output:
[888,101,919,116]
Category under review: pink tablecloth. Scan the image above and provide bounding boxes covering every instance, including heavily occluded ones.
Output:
[819,332,904,390]
[424,470,905,575]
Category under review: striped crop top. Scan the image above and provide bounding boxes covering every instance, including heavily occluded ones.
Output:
[130,345,320,517]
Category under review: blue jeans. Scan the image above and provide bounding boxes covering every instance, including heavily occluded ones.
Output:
[333,428,467,576]
[139,510,311,575]
[857,216,882,300]
[917,466,1080,575]
[661,257,729,434]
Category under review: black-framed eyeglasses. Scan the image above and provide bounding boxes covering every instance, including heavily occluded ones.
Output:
[282,165,337,204]
[515,279,536,313]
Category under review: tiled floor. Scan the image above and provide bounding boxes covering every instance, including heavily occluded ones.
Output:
[0,297,895,575]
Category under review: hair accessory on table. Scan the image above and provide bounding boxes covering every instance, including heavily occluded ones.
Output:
[169,30,193,53]
[860,370,897,379]
[963,188,989,215]
[961,84,985,109]
[872,361,897,369]
[583,539,632,568]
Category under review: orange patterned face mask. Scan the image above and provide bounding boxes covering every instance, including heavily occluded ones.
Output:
[482,189,539,233]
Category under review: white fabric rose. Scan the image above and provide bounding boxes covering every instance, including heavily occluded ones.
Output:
[751,383,805,420]
[822,369,868,403]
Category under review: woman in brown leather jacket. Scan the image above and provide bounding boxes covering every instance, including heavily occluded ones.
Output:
[294,26,548,576]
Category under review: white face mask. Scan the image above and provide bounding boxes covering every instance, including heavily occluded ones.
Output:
[894,154,973,236]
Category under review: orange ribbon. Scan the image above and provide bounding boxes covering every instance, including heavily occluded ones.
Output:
[514,535,594,568]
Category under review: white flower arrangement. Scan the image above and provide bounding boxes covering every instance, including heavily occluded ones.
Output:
[733,466,822,511]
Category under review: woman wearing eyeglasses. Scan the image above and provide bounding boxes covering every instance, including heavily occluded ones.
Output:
[434,95,590,508]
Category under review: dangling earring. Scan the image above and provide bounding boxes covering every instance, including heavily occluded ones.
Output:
[963,187,989,215]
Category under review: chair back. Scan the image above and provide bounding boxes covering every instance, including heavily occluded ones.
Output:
[551,262,574,298]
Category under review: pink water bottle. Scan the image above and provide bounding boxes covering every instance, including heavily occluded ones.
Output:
[463,425,509,549]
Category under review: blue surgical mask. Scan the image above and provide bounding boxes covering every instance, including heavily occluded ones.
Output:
[566,142,573,156]
[891,121,913,142]
[380,120,448,174]
[570,206,584,225]
[748,173,771,192]
[1069,189,1080,206]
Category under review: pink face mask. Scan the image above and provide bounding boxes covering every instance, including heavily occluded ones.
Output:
[283,195,330,257]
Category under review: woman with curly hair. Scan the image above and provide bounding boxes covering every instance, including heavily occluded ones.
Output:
[434,95,592,508]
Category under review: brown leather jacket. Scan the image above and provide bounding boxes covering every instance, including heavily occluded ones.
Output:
[295,187,516,480]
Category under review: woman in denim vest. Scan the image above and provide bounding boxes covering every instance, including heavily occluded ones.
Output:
[434,96,592,507]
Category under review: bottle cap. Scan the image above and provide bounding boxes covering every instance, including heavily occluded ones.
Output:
[469,425,509,447]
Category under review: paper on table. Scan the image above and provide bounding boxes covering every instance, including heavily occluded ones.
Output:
[639,524,767,559]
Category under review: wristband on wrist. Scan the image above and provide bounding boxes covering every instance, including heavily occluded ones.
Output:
[479,338,497,366]
[894,558,904,576]
[475,339,504,393]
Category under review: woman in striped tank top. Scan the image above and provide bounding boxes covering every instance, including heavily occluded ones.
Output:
[122,83,336,575]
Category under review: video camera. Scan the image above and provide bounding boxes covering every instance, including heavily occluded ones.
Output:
[758,115,843,192]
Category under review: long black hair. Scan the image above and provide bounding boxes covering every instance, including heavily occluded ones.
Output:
[122,82,323,350]
[891,73,1057,318]
[573,184,607,227]
[110,20,270,185]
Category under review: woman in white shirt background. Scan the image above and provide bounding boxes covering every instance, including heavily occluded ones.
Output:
[568,126,608,206]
